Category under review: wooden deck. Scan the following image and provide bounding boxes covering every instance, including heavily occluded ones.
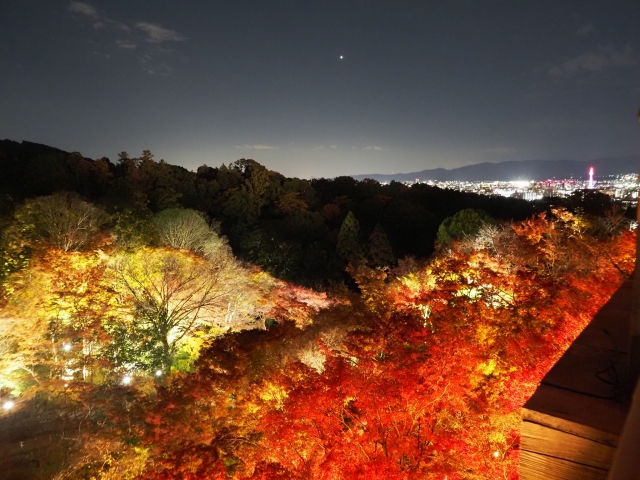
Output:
[520,280,634,480]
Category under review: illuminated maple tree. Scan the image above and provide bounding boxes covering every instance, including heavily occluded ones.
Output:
[0,206,635,480]
[126,213,634,479]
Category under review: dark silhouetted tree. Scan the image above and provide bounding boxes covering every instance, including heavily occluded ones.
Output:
[368,223,395,267]
[337,211,364,265]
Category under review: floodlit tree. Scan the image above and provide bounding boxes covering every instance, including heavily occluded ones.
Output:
[0,313,49,392]
[0,249,112,390]
[113,208,157,251]
[153,208,225,259]
[436,208,495,246]
[0,224,31,293]
[14,192,110,251]
[109,247,261,373]
[1,209,627,480]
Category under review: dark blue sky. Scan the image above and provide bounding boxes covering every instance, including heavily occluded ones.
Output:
[1,0,638,178]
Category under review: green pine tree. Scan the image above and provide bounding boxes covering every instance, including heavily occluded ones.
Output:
[337,211,364,265]
[368,223,395,267]
[436,208,495,246]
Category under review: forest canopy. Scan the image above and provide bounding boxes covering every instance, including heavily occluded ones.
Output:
[0,139,636,480]
[0,140,554,285]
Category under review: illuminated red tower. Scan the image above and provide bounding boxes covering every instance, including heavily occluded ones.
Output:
[588,167,594,188]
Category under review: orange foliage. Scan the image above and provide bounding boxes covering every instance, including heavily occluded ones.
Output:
[6,213,630,479]
[122,218,634,479]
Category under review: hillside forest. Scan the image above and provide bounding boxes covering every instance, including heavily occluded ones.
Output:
[0,140,637,479]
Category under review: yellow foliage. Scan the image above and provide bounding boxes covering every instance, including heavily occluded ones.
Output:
[398,273,422,295]
[488,430,506,444]
[475,324,497,347]
[477,358,497,376]
[243,401,262,415]
[258,381,289,410]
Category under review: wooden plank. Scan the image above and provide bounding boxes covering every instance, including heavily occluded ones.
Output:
[520,280,634,479]
[524,384,628,435]
[606,375,640,480]
[541,343,626,398]
[520,450,608,480]
[521,421,616,470]
[522,408,619,447]
[571,281,633,353]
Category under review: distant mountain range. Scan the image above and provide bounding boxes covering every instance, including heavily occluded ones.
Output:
[351,157,639,183]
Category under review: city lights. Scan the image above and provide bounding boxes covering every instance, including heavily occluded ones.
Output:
[402,171,639,205]
[510,180,531,189]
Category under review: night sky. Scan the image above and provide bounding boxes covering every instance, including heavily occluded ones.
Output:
[1,1,638,178]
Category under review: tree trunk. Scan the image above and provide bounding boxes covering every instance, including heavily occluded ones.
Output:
[162,337,173,375]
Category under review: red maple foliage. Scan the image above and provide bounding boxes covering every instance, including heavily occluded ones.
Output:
[93,214,635,479]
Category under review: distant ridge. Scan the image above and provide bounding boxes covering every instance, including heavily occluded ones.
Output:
[351,157,639,183]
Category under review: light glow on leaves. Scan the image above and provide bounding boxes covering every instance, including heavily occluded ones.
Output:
[258,381,289,410]
[0,206,635,480]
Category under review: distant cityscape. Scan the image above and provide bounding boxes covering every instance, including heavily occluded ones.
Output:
[396,169,640,205]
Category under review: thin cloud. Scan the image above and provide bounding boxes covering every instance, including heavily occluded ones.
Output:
[363,145,384,151]
[67,3,177,41]
[92,19,130,31]
[68,1,98,18]
[91,51,111,59]
[236,144,276,150]
[549,46,635,77]
[136,22,185,43]
[111,21,131,32]
[116,40,137,49]
[576,24,593,36]
[142,62,173,76]
[67,2,183,74]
